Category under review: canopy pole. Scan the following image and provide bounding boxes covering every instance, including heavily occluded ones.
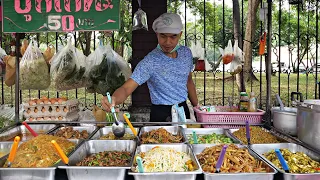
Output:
[15,33,21,123]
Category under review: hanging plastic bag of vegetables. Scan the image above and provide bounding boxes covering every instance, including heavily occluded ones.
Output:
[0,47,6,77]
[86,43,131,95]
[19,40,51,90]
[50,37,88,91]
[43,44,55,65]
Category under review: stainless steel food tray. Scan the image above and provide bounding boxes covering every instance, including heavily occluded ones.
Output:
[59,140,136,180]
[128,144,202,180]
[138,126,187,144]
[184,128,240,144]
[250,143,320,180]
[0,139,81,180]
[50,126,98,140]
[227,127,289,144]
[0,124,58,141]
[90,127,139,140]
[193,144,276,180]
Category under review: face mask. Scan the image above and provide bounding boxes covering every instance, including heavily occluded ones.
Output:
[157,44,180,53]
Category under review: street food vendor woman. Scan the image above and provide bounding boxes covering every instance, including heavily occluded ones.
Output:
[102,12,198,122]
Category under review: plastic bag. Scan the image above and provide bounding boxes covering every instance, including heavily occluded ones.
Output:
[92,105,106,127]
[50,38,88,91]
[0,47,7,77]
[4,55,17,87]
[190,42,204,63]
[87,44,131,95]
[229,40,243,75]
[132,0,148,31]
[19,41,51,90]
[78,109,96,126]
[0,47,7,59]
[43,45,55,64]
[20,39,29,56]
[171,104,187,128]
[0,59,4,76]
[219,40,234,65]
[85,44,108,77]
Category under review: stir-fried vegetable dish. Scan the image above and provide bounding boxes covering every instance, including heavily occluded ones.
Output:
[133,146,197,172]
[188,133,233,144]
[232,126,280,144]
[140,128,183,144]
[54,127,89,139]
[76,151,131,167]
[99,132,135,140]
[4,135,75,168]
[197,144,270,173]
[264,148,320,173]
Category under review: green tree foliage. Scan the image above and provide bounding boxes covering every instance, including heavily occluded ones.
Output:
[272,0,319,72]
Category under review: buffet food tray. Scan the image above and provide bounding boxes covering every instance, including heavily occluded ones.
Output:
[138,126,187,144]
[0,139,81,180]
[90,127,139,140]
[49,126,98,140]
[250,143,320,180]
[227,127,290,145]
[0,124,58,141]
[128,144,202,180]
[184,128,240,145]
[59,140,136,180]
[0,142,23,159]
[192,144,276,180]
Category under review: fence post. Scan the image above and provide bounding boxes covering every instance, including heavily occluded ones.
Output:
[15,34,21,123]
[266,0,272,125]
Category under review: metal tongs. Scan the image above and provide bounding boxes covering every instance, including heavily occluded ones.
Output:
[22,121,38,137]
[7,136,21,167]
[51,140,69,166]
[275,149,290,173]
[245,120,251,145]
[106,92,125,138]
[123,113,141,145]
[215,145,228,173]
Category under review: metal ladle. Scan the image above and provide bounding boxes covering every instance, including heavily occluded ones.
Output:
[106,92,125,138]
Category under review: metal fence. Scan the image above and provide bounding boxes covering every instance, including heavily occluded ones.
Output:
[0,0,319,110]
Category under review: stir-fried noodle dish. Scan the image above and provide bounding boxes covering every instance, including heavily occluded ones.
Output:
[197,144,272,173]
[140,128,183,144]
[133,146,197,172]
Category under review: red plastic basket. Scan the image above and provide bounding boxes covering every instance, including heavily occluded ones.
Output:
[194,106,265,128]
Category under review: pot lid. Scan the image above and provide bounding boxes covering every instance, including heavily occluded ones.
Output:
[272,107,297,113]
[299,99,320,110]
[301,99,320,106]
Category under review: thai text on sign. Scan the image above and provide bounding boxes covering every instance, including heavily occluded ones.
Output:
[2,0,120,33]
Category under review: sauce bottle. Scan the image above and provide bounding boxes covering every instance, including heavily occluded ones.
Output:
[248,92,257,112]
[239,92,249,112]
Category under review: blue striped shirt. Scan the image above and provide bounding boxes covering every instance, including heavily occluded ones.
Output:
[131,46,193,105]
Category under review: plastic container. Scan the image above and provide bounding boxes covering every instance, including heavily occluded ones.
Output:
[193,106,265,128]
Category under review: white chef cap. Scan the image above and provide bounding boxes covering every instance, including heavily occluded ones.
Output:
[152,13,183,34]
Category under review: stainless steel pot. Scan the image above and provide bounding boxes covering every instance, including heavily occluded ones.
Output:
[273,107,297,136]
[271,94,298,136]
[297,99,320,151]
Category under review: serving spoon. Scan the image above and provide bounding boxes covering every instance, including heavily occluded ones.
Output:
[106,92,125,138]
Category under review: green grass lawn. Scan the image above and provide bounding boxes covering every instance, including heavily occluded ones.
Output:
[0,72,318,108]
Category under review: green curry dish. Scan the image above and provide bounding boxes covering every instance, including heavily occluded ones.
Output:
[76,151,131,167]
[187,133,234,144]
